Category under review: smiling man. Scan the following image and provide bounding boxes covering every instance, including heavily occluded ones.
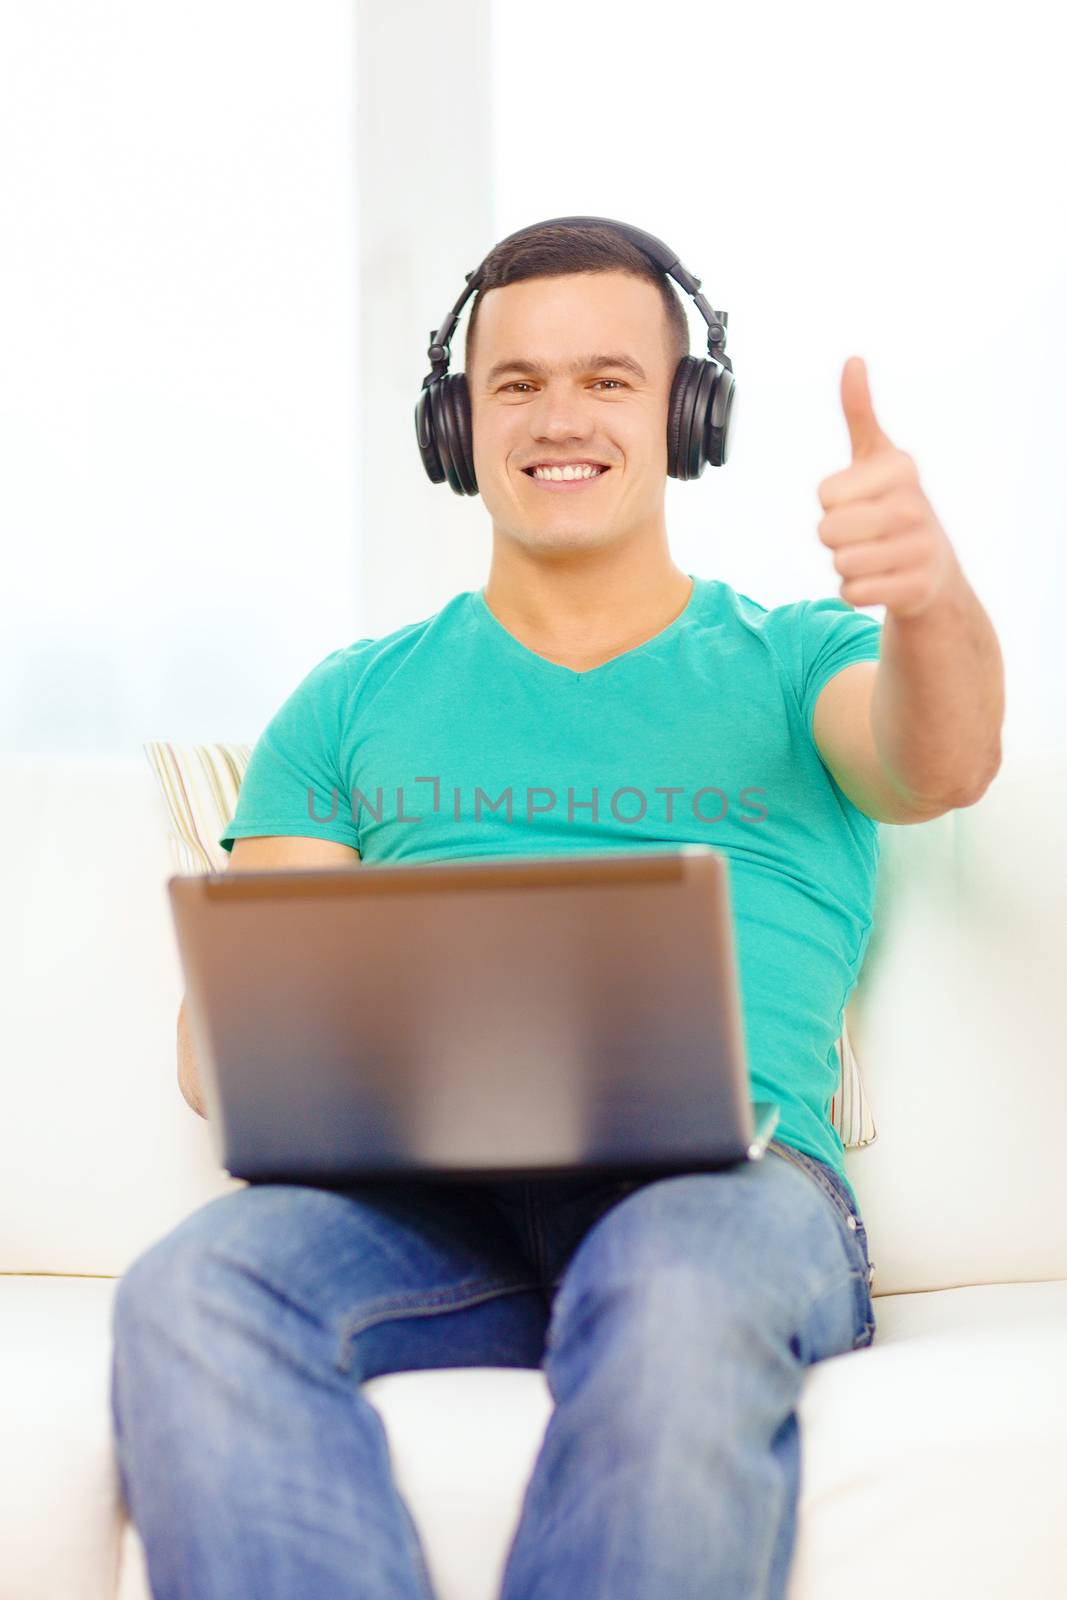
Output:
[112,220,1005,1600]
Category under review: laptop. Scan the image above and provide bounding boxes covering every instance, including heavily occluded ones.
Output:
[167,843,780,1186]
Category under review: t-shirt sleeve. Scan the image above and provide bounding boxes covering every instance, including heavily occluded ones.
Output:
[798,596,883,741]
[218,646,361,855]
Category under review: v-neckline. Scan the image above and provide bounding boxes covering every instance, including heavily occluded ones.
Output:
[470,575,702,683]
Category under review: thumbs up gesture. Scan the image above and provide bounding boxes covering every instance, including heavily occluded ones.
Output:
[815,357,963,620]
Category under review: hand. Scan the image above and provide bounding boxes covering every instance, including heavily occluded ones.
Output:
[815,356,964,620]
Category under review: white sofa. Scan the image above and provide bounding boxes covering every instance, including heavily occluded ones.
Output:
[3,747,1066,1600]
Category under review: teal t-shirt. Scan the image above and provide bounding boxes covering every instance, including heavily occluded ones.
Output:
[221,573,883,1208]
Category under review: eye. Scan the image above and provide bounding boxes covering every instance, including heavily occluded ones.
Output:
[500,379,625,393]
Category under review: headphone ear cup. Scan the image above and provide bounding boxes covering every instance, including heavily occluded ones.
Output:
[704,363,736,468]
[436,372,477,496]
[415,375,478,494]
[667,356,736,476]
[447,371,478,496]
[415,384,446,484]
[667,357,704,479]
[684,360,718,479]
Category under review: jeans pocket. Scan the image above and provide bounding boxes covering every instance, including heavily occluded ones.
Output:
[768,1140,859,1225]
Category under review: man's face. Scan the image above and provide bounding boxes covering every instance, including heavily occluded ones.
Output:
[468,271,674,557]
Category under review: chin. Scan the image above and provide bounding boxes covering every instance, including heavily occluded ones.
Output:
[502,523,619,554]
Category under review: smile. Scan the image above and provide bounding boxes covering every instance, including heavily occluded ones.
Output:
[521,467,612,492]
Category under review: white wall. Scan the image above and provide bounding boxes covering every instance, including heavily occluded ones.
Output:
[4,1,1061,766]
[0,0,498,752]
[0,0,361,756]
[354,0,493,638]
[487,0,1066,763]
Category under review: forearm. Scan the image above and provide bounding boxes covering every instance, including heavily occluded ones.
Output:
[871,564,1005,806]
[178,996,208,1119]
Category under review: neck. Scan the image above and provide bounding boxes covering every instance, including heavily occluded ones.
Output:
[481,543,694,671]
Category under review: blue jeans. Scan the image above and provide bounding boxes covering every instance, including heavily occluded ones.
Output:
[110,1138,876,1599]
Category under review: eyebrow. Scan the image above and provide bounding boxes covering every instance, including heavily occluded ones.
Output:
[483,352,648,386]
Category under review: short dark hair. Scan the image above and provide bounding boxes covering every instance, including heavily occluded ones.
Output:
[464,221,690,383]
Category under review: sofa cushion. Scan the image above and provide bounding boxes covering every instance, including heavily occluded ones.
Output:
[7,1275,1061,1600]
[0,754,244,1278]
[843,748,1067,1292]
[0,1277,124,1600]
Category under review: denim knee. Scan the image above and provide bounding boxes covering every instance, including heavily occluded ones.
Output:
[111,1187,259,1351]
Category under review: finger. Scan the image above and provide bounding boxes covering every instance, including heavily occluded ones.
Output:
[833,527,932,580]
[839,571,930,612]
[818,449,919,511]
[842,355,895,461]
[818,485,926,547]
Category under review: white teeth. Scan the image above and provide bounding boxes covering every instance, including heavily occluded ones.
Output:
[531,464,605,481]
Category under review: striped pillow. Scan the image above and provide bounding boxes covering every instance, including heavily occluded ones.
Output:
[144,740,878,1151]
[144,741,252,876]
[831,1014,877,1149]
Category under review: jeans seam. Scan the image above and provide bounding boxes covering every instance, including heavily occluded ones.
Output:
[794,1264,870,1332]
[767,1141,875,1347]
[523,1182,549,1284]
[335,1276,543,1372]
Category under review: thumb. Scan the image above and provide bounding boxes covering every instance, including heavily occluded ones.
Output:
[841,355,894,460]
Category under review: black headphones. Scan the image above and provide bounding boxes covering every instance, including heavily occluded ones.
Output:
[415,215,735,496]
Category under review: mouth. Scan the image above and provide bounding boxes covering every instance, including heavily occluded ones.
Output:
[520,465,613,493]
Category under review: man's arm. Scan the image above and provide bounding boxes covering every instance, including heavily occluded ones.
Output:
[812,661,951,824]
[869,575,1004,808]
[178,834,361,1117]
[812,567,1004,826]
